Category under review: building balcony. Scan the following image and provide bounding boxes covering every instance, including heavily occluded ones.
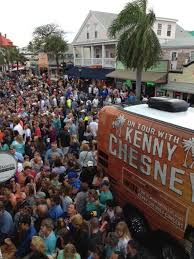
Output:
[74,58,116,68]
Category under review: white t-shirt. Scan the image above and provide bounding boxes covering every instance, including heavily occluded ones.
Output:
[92,98,99,108]
[89,121,98,137]
[14,123,24,136]
[24,128,31,140]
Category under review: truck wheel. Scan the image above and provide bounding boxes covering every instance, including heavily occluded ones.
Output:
[123,204,150,240]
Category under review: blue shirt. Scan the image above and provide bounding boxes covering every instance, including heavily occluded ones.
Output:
[14,151,24,162]
[0,210,13,234]
[15,225,37,258]
[44,231,57,256]
[48,204,64,220]
[70,178,81,191]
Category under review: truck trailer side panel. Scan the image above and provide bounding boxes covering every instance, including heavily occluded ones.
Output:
[98,105,194,240]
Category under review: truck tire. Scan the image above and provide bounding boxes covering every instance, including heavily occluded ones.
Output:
[123,204,150,240]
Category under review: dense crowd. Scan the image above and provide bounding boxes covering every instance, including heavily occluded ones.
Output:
[0,73,151,259]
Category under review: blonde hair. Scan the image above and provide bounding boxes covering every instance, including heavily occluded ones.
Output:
[31,236,45,254]
[71,214,83,229]
[71,135,78,144]
[16,135,23,143]
[115,221,132,239]
[64,243,77,259]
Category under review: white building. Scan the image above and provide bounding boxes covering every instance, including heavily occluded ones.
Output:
[72,10,178,68]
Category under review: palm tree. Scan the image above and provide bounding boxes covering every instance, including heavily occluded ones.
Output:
[182,138,194,168]
[109,0,162,102]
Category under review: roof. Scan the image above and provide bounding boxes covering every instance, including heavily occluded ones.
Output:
[92,11,117,31]
[124,104,194,130]
[161,37,194,49]
[73,10,180,44]
[0,34,13,47]
[161,25,193,49]
[188,31,194,36]
[106,69,167,83]
[175,25,192,38]
[160,81,194,94]
[156,17,178,22]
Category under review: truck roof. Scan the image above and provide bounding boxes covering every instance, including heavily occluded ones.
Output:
[124,104,194,131]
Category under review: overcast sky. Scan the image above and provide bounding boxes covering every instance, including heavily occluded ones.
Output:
[1,0,194,47]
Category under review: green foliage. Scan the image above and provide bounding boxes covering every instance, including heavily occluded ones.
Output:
[109,0,161,101]
[44,35,68,56]
[0,46,26,66]
[109,0,161,71]
[29,23,66,53]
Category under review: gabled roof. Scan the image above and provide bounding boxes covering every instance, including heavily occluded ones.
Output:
[73,10,117,44]
[175,25,192,38]
[0,34,13,47]
[91,11,117,31]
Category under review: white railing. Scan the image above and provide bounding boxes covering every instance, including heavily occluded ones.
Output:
[104,58,116,68]
[75,58,116,68]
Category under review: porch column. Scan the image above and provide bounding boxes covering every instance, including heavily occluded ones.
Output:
[91,45,94,65]
[73,46,76,66]
[102,44,105,67]
[81,46,84,66]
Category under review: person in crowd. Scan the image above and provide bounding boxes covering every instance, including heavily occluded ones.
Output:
[99,180,113,205]
[59,125,71,155]
[0,201,14,245]
[30,236,46,258]
[48,195,64,220]
[75,182,88,215]
[57,243,81,259]
[115,221,132,257]
[71,214,89,258]
[15,214,37,258]
[79,143,95,168]
[40,218,57,257]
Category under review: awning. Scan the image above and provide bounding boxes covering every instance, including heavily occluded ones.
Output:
[160,82,194,94]
[106,69,167,83]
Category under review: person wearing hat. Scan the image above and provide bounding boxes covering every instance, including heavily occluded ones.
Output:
[0,201,14,245]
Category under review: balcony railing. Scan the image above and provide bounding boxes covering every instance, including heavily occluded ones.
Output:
[75,58,116,68]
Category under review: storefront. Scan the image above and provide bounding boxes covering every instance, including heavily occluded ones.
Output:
[106,69,167,96]
[158,82,194,105]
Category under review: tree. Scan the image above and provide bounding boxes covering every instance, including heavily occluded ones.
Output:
[28,23,68,74]
[2,47,26,70]
[44,34,68,74]
[109,0,161,101]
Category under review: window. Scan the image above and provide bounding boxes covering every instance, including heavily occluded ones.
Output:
[171,52,177,61]
[95,31,98,38]
[87,32,89,39]
[157,23,162,36]
[191,51,194,61]
[167,24,172,37]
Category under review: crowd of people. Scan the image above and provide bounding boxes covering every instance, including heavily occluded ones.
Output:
[0,73,151,259]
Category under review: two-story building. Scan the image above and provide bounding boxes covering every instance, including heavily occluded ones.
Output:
[72,10,179,70]
[162,32,194,71]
